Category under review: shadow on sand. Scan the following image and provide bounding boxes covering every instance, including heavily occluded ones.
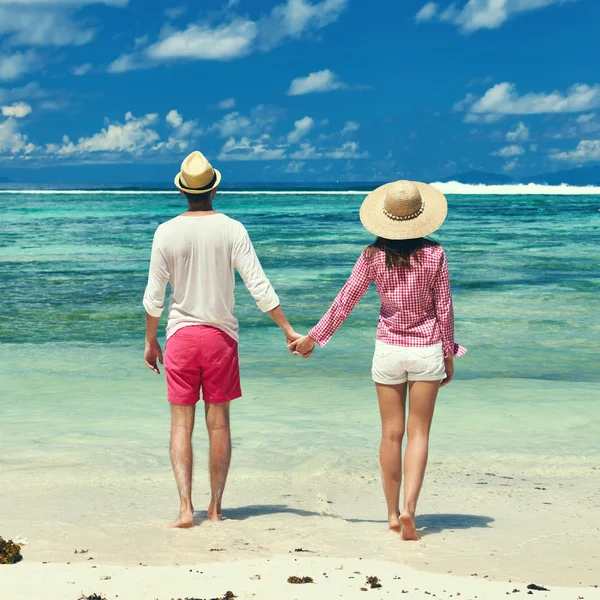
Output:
[416,513,494,535]
[194,506,494,534]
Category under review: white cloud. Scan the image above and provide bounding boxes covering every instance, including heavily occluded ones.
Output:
[147,20,258,62]
[415,2,438,22]
[166,109,183,128]
[285,160,305,173]
[210,105,280,138]
[0,51,37,81]
[47,112,161,157]
[551,140,600,162]
[287,116,314,143]
[503,158,518,171]
[0,116,36,154]
[258,0,347,50]
[218,134,288,161]
[164,5,186,19]
[417,0,570,33]
[106,53,137,74]
[466,82,600,116]
[0,2,127,49]
[492,144,525,157]
[287,69,346,96]
[341,120,360,135]
[506,121,529,141]
[109,0,348,72]
[576,113,596,124]
[72,63,92,76]
[217,97,236,110]
[1,101,32,118]
[290,140,368,159]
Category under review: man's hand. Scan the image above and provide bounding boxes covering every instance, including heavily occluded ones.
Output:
[440,354,454,386]
[144,339,164,374]
[288,334,316,359]
[285,329,302,353]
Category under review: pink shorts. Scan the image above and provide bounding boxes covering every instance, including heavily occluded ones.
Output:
[165,325,241,405]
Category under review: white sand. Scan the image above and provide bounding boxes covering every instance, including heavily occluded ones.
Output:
[3,555,599,600]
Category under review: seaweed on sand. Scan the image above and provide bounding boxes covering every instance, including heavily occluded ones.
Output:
[287,576,315,584]
[78,594,107,600]
[366,576,382,589]
[0,537,23,565]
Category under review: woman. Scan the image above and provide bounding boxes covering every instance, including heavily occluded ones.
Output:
[291,180,466,541]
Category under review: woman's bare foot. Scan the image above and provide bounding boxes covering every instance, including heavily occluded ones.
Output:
[388,514,402,533]
[166,509,194,529]
[400,512,419,541]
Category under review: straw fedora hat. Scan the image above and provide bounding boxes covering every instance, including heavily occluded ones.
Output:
[174,151,221,194]
[360,180,448,240]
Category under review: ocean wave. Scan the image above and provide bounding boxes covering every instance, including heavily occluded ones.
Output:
[1,183,600,195]
[430,182,600,195]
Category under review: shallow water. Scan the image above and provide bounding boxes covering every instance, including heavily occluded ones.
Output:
[1,191,599,472]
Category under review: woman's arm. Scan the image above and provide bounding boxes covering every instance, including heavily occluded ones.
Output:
[432,249,466,358]
[306,252,372,349]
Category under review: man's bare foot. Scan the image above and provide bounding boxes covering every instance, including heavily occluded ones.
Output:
[166,509,194,529]
[389,514,401,533]
[207,501,223,522]
[400,512,419,541]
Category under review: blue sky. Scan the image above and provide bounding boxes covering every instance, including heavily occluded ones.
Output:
[0,0,599,183]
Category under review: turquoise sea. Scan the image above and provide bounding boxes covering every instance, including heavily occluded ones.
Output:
[1,190,599,478]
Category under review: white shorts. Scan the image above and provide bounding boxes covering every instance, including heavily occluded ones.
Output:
[372,341,446,385]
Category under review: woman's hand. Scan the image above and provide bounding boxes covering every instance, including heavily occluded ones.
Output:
[288,335,316,358]
[440,354,454,386]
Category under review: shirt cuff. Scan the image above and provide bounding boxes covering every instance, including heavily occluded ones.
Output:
[143,295,164,318]
[256,291,280,313]
[308,325,330,348]
[444,342,467,358]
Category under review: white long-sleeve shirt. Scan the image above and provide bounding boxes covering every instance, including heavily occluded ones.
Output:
[143,213,280,341]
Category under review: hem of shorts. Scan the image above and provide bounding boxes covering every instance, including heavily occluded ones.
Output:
[203,392,242,405]
[372,377,408,385]
[407,375,446,382]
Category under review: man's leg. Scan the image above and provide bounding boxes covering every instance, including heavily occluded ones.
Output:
[205,401,231,522]
[167,404,196,528]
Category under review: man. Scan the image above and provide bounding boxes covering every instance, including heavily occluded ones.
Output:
[143,150,299,528]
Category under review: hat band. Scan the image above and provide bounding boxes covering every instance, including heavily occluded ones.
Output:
[179,171,217,192]
[383,202,425,222]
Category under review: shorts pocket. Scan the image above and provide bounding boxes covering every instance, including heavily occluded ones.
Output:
[374,347,395,360]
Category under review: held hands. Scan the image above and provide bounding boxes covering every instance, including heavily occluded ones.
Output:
[144,339,164,374]
[288,334,316,359]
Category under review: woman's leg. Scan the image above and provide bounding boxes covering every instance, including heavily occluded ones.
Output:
[400,380,439,540]
[376,382,408,532]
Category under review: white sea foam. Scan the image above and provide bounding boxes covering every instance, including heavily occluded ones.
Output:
[1,183,600,195]
[429,181,600,195]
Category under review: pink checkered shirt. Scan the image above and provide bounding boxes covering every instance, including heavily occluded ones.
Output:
[309,243,466,357]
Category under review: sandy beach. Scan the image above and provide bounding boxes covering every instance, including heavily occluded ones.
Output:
[2,448,600,599]
[4,554,600,600]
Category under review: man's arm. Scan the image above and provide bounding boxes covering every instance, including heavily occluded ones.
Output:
[144,313,163,374]
[143,229,169,374]
[233,226,300,343]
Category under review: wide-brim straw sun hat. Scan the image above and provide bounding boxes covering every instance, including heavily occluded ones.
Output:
[174,150,222,194]
[360,180,448,240]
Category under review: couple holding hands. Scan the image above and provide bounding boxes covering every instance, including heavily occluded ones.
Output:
[143,151,465,540]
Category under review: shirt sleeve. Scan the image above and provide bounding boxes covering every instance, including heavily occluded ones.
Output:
[143,228,170,318]
[432,249,466,357]
[309,252,372,347]
[233,226,280,313]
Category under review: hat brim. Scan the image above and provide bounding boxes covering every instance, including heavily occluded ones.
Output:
[359,181,448,240]
[174,168,222,194]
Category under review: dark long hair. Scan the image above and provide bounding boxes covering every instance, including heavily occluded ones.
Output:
[364,237,439,269]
